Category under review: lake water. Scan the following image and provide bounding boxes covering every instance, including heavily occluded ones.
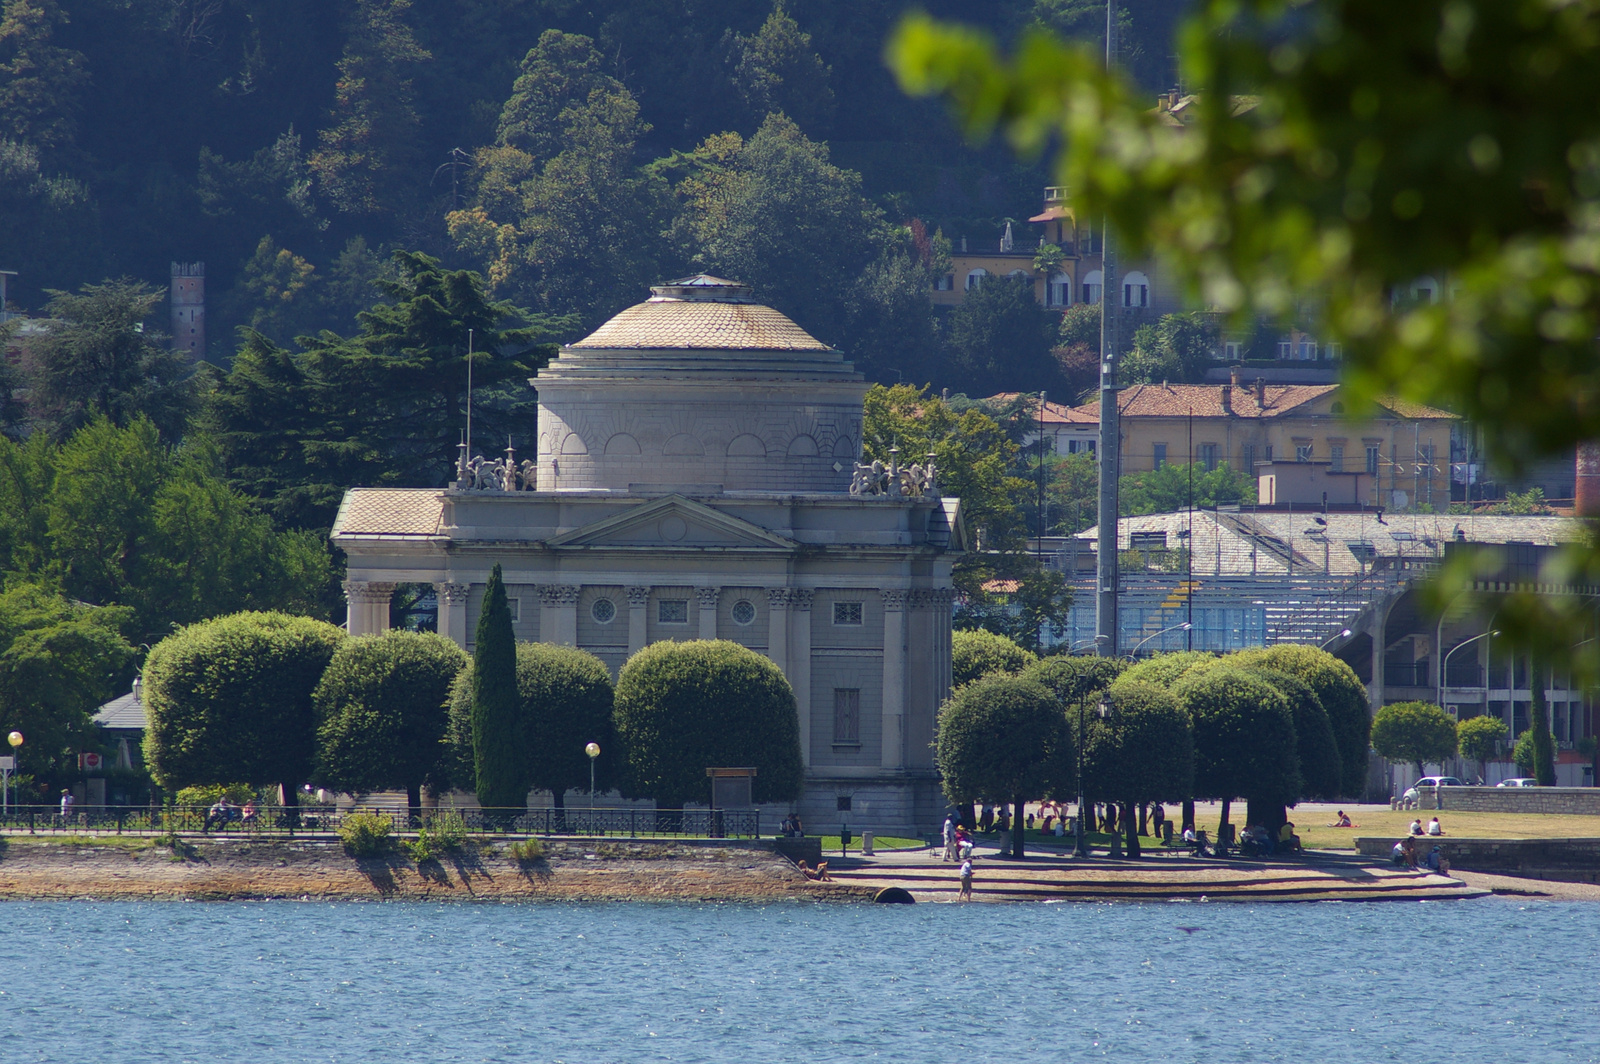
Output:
[1,898,1596,1063]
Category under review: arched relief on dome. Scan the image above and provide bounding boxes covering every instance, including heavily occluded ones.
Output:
[832,435,855,460]
[727,433,767,457]
[604,433,642,455]
[786,434,819,457]
[560,432,589,455]
[663,433,704,457]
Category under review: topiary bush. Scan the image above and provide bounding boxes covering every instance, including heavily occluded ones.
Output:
[1175,667,1300,833]
[1228,644,1370,798]
[446,642,617,813]
[952,629,1037,687]
[1079,679,1193,856]
[143,612,345,807]
[312,630,468,820]
[174,783,255,807]
[1371,700,1459,778]
[1244,667,1342,801]
[613,639,803,809]
[1023,655,1127,707]
[1116,650,1217,690]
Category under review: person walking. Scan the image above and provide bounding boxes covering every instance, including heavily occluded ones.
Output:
[59,789,73,824]
[942,815,956,862]
[958,857,973,901]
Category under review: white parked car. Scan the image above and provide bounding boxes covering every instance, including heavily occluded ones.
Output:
[1497,777,1538,787]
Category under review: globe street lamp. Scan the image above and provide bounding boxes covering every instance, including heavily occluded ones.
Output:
[585,742,601,824]
[5,730,22,814]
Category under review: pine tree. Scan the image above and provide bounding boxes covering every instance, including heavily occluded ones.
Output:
[471,564,522,812]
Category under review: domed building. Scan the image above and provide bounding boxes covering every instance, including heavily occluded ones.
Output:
[332,276,962,833]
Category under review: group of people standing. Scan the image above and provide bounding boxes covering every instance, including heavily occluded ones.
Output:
[941,815,974,901]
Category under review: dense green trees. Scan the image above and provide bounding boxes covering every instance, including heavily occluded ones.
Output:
[613,639,803,810]
[1230,645,1371,798]
[1080,680,1193,857]
[1022,654,1125,708]
[951,629,1036,688]
[936,672,1071,858]
[469,564,521,811]
[142,612,344,812]
[1120,463,1256,517]
[1457,715,1508,782]
[312,630,468,820]
[1174,668,1300,840]
[0,582,134,793]
[1370,701,1459,778]
[945,275,1060,397]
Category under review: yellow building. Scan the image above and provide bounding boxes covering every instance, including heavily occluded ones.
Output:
[1061,373,1457,510]
[934,187,1174,316]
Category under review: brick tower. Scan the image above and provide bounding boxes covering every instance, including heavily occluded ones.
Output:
[170,262,205,360]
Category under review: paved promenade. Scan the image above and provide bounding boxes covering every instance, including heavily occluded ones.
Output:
[822,841,1487,902]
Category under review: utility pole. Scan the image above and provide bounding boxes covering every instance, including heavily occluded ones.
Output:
[1095,0,1122,658]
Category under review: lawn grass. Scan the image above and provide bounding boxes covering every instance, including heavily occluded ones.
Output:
[1291,809,1600,851]
[814,834,925,853]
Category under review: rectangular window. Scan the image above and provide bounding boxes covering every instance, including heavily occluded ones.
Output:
[1325,342,1343,360]
[1153,443,1167,469]
[833,601,863,626]
[657,599,688,624]
[1296,444,1312,463]
[1130,531,1168,551]
[1277,340,1292,359]
[1264,444,1274,463]
[833,689,861,744]
[505,598,520,623]
[1298,340,1318,360]
[1330,445,1344,472]
[1198,443,1219,471]
[1242,444,1257,468]
[1366,445,1381,476]
[1223,341,1242,360]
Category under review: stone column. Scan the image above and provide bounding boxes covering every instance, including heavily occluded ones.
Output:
[696,588,720,640]
[767,588,791,675]
[881,589,909,770]
[435,581,470,648]
[538,584,581,646]
[626,586,650,656]
[344,580,396,636]
[790,590,814,768]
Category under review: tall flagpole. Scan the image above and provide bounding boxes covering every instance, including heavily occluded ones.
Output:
[1095,0,1121,657]
[465,328,475,462]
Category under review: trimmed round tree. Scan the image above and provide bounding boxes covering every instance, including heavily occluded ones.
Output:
[312,630,468,821]
[1245,667,1341,800]
[1173,667,1300,842]
[514,643,617,814]
[1023,655,1128,707]
[1230,644,1370,799]
[471,564,523,811]
[446,643,618,816]
[613,640,802,810]
[143,611,345,813]
[1079,680,1193,857]
[1370,701,1458,778]
[1117,650,1216,690]
[952,629,1038,687]
[936,673,1071,859]
[1457,714,1508,782]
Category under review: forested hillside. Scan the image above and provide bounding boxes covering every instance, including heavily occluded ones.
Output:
[2,0,1187,379]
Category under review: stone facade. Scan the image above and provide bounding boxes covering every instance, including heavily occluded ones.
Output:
[332,277,962,834]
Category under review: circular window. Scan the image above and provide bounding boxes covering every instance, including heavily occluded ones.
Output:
[731,599,756,626]
[591,598,616,624]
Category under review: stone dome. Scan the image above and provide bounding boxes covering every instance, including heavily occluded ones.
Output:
[534,277,867,494]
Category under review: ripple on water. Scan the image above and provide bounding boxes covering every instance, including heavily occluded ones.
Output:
[0,898,1595,1063]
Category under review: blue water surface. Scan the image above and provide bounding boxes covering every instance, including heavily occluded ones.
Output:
[0,898,1596,1063]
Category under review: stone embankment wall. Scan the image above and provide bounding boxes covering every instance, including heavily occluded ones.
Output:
[1420,786,1600,815]
[1355,836,1600,882]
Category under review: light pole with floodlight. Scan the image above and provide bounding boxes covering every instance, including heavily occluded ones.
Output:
[1130,622,1191,658]
[1438,630,1499,713]
[1320,627,1353,649]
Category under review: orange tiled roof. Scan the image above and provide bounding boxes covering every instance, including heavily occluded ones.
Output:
[1063,384,1454,422]
[985,393,1099,425]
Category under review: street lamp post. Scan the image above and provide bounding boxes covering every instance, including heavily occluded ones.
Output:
[1319,627,1353,649]
[1130,622,1191,658]
[1073,698,1089,857]
[585,742,600,821]
[5,731,22,814]
[1438,630,1499,713]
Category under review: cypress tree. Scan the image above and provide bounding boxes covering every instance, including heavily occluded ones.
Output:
[471,564,523,811]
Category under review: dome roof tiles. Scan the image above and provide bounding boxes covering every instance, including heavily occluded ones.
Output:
[570,298,832,352]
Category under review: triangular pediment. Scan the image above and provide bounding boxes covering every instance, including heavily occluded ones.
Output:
[547,495,797,551]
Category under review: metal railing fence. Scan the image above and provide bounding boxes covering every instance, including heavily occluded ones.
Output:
[0,804,761,840]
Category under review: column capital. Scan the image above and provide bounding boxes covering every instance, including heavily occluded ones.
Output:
[434,581,470,606]
[909,588,955,608]
[343,580,397,604]
[789,589,814,611]
[625,586,651,607]
[880,588,910,612]
[767,587,793,609]
[537,584,582,606]
[694,587,721,609]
